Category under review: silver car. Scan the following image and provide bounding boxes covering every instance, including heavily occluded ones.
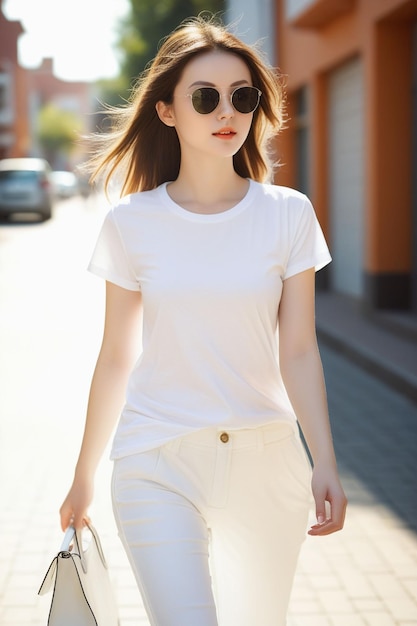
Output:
[0,158,53,221]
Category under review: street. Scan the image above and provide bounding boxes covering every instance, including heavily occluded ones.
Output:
[0,196,416,626]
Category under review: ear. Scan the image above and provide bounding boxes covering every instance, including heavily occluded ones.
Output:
[155,101,176,127]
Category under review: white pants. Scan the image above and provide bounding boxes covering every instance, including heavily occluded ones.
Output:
[111,422,312,626]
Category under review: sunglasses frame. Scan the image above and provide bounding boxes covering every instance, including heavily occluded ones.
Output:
[186,86,262,115]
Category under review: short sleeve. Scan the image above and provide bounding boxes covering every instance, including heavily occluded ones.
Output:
[283,197,331,280]
[88,209,140,291]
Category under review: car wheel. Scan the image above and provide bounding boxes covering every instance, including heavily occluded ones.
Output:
[40,208,52,221]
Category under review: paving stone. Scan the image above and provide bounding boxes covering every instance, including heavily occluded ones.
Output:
[361,614,397,626]
[316,589,356,613]
[402,578,417,602]
[328,615,366,626]
[288,616,331,626]
[337,567,375,598]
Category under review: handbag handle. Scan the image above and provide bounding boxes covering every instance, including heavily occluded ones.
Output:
[71,523,109,573]
[38,523,109,596]
[60,526,76,551]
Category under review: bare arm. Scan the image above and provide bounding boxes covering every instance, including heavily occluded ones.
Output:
[279,269,347,535]
[60,281,142,530]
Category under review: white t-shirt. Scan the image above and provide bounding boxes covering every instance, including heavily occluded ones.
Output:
[88,180,331,458]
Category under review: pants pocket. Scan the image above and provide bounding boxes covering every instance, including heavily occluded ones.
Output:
[275,434,313,509]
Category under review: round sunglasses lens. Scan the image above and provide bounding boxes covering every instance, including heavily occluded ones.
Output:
[232,87,260,113]
[191,88,219,114]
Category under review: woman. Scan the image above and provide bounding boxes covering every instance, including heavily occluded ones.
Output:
[60,16,347,626]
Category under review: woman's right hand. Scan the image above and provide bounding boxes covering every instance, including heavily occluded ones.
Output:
[59,477,94,531]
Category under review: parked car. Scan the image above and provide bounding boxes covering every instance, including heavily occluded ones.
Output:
[50,170,79,199]
[0,158,53,221]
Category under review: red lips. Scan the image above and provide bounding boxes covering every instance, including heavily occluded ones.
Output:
[212,127,236,138]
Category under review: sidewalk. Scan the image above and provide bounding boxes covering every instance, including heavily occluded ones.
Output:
[289,292,417,625]
[315,291,417,536]
[315,291,417,403]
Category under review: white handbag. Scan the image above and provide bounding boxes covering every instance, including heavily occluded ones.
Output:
[38,524,119,626]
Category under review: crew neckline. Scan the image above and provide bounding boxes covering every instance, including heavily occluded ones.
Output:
[159,179,255,222]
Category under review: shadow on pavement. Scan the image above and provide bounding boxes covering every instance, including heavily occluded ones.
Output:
[319,343,417,533]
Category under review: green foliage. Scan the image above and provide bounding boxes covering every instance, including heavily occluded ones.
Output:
[37,104,82,161]
[93,75,131,131]
[118,0,225,86]
[94,76,131,109]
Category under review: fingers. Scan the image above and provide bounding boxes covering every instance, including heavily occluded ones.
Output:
[72,513,90,531]
[308,490,347,536]
[60,511,90,531]
[314,494,327,527]
[308,517,341,536]
[309,466,347,537]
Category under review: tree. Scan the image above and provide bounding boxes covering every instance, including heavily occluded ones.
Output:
[95,76,131,109]
[37,104,82,167]
[117,0,225,86]
[93,75,131,132]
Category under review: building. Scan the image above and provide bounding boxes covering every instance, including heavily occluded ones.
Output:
[0,0,96,168]
[27,58,95,169]
[275,0,417,313]
[225,0,276,63]
[0,0,28,158]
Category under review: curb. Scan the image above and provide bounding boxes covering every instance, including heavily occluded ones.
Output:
[317,326,417,404]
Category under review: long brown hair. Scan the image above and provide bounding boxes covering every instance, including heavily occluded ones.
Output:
[88,15,284,197]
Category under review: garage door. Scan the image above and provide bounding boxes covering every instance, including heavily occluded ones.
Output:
[328,57,364,298]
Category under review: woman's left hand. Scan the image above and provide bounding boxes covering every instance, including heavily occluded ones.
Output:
[308,464,347,536]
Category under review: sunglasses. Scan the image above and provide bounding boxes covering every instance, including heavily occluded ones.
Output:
[187,86,262,115]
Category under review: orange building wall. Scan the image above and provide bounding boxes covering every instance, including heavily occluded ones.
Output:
[368,20,413,273]
[275,0,417,309]
[0,10,29,158]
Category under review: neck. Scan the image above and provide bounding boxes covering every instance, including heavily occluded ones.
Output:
[168,157,248,214]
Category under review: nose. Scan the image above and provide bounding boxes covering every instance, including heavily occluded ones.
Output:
[216,94,234,119]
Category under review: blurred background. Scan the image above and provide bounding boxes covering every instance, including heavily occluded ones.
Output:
[0,1,417,625]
